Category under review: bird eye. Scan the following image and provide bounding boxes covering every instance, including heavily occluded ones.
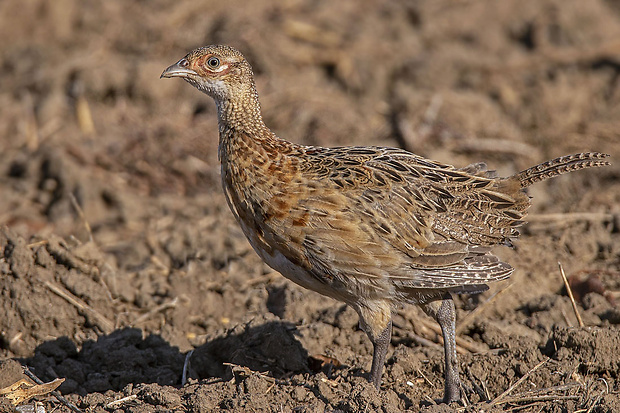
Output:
[207,57,220,68]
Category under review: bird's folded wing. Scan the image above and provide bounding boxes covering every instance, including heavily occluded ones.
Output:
[263,146,522,289]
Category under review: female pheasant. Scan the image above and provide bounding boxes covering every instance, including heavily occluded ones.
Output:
[161,45,610,403]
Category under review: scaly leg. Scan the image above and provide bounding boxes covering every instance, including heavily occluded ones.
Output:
[355,301,393,389]
[421,293,461,403]
[369,318,392,389]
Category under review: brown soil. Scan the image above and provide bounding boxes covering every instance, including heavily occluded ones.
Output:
[1,0,619,412]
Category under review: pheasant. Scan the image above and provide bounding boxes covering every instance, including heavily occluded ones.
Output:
[161,45,610,403]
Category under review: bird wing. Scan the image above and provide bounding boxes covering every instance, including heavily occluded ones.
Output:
[258,146,518,291]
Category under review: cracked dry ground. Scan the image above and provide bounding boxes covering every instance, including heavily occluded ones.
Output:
[0,0,619,412]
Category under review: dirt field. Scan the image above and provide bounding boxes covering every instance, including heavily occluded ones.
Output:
[0,0,619,411]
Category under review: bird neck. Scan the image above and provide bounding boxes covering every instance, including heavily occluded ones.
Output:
[216,82,294,164]
[215,84,269,136]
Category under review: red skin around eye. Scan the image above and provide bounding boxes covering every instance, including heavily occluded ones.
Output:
[194,55,231,76]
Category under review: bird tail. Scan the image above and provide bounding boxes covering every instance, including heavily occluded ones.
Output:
[516,152,610,188]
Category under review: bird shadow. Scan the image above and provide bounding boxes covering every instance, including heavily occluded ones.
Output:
[20,319,309,395]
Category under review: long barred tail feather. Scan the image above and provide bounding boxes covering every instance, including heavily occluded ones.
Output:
[516,152,610,188]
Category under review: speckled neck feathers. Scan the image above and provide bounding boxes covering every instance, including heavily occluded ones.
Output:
[215,81,268,136]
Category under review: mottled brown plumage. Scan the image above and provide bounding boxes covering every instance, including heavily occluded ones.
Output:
[161,45,610,403]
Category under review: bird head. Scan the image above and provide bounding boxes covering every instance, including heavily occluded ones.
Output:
[161,45,255,104]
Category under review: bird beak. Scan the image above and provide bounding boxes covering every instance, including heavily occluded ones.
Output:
[160,61,197,79]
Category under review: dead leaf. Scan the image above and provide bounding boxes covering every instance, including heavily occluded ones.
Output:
[0,378,64,405]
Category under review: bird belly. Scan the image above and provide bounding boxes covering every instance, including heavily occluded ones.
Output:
[236,216,350,301]
[222,169,388,305]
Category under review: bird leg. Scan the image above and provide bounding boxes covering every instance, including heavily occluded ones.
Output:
[369,318,392,389]
[421,293,461,403]
[355,302,393,389]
